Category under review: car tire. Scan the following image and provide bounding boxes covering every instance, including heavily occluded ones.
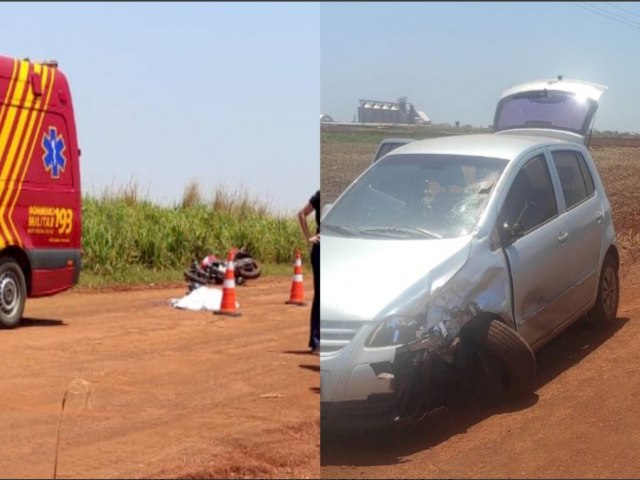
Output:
[0,258,26,329]
[586,254,619,326]
[462,318,536,404]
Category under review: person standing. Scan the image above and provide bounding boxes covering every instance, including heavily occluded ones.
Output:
[297,190,320,353]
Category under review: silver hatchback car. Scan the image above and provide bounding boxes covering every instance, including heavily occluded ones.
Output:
[320,79,618,427]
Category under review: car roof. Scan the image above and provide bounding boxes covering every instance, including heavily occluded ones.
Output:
[389,133,570,160]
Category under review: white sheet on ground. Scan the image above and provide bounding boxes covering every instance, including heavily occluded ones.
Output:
[169,286,239,311]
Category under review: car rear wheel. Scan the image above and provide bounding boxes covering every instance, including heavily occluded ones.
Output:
[462,318,536,404]
[0,258,26,329]
[586,254,619,326]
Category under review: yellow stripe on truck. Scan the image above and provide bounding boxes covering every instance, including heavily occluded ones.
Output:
[0,59,18,246]
[0,59,18,133]
[0,60,30,246]
[0,64,38,245]
[7,65,56,246]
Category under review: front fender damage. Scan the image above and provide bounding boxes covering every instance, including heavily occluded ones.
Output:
[387,241,513,423]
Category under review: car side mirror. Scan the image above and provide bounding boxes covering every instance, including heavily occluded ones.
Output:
[498,220,523,247]
[499,201,529,246]
[509,222,524,238]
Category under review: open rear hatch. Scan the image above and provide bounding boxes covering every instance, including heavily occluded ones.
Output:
[493,78,607,145]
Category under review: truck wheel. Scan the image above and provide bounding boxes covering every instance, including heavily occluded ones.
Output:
[586,254,619,326]
[0,258,26,329]
[462,318,536,404]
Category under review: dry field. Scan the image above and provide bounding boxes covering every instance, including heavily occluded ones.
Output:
[320,124,640,478]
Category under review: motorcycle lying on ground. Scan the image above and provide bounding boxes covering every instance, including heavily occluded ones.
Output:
[184,247,262,289]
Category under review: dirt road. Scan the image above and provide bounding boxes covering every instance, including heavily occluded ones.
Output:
[0,277,319,479]
[321,270,640,478]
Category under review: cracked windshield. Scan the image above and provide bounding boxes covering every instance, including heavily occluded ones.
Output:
[324,154,507,239]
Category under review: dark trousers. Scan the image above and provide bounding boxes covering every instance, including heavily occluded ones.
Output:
[309,241,320,349]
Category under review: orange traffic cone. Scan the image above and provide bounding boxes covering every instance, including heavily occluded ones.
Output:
[285,249,307,306]
[214,250,241,317]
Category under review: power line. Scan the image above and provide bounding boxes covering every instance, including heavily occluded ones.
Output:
[572,1,640,28]
[568,1,640,31]
[572,2,640,29]
[583,1,640,26]
[604,1,640,20]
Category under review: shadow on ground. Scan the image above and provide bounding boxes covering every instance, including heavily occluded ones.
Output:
[321,316,629,467]
[299,364,320,373]
[283,349,315,356]
[20,317,66,328]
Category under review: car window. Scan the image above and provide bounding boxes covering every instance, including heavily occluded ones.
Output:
[551,150,592,210]
[575,152,595,196]
[500,154,557,236]
[368,162,417,207]
[375,143,395,161]
[494,90,598,137]
[324,153,507,239]
[375,142,407,162]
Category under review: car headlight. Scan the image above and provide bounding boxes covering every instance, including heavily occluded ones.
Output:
[365,314,430,348]
[365,308,456,349]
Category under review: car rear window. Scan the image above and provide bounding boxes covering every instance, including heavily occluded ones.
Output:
[494,90,597,136]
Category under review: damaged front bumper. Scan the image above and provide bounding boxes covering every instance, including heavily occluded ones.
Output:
[321,322,466,429]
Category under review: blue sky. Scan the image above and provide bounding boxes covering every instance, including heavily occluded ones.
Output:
[3,1,637,213]
[1,2,319,213]
[322,2,640,133]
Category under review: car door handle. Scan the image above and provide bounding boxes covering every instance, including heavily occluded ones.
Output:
[595,210,604,223]
[558,232,569,245]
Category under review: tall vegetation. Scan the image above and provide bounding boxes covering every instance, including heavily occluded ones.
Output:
[81,182,308,276]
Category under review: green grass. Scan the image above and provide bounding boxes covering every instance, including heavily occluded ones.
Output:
[80,182,310,286]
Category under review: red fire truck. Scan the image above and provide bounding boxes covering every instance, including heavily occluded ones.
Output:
[0,55,81,327]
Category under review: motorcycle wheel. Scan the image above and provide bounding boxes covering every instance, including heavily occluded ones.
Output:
[237,260,262,280]
[185,268,208,284]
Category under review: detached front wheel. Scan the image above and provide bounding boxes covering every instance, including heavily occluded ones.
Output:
[0,258,26,329]
[462,318,536,404]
